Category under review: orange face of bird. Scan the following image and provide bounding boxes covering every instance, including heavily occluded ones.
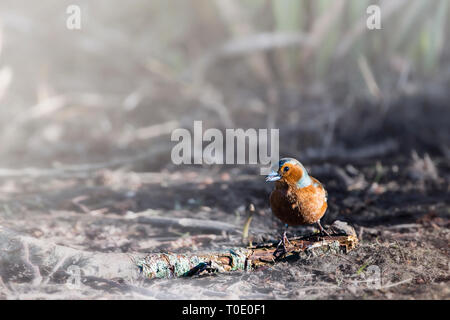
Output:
[266,158,313,188]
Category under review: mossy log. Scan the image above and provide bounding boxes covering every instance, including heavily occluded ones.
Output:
[0,221,357,284]
[136,221,358,279]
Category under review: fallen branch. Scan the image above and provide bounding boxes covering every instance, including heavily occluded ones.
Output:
[136,215,250,234]
[0,225,142,285]
[0,143,171,178]
[0,221,358,285]
[304,139,398,161]
[136,221,358,279]
[379,278,413,290]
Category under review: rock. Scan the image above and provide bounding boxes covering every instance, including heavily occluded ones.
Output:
[330,220,357,237]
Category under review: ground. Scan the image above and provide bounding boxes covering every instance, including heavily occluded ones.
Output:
[0,156,448,299]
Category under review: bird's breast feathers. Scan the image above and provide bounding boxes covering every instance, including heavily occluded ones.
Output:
[270,176,327,225]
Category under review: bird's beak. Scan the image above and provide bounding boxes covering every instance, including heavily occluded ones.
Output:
[265,171,281,182]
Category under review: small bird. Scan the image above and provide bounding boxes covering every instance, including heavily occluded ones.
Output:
[266,158,329,253]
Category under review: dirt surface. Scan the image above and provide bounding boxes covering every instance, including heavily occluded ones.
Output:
[0,156,448,299]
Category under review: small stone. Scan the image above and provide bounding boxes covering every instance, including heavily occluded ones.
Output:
[330,220,357,237]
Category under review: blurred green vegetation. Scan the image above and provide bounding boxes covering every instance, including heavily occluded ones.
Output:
[0,0,448,167]
[270,0,447,79]
[158,0,449,96]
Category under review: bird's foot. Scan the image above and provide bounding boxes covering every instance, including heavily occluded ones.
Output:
[273,232,291,258]
[273,240,286,258]
[317,220,332,237]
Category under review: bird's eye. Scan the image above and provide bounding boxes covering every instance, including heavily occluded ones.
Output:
[283,166,290,172]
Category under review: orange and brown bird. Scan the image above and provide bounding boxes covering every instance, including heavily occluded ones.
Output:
[266,158,329,253]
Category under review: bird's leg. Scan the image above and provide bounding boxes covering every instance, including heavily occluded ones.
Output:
[317,220,331,236]
[274,224,290,257]
[282,226,291,247]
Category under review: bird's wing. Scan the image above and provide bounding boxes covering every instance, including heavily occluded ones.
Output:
[311,177,327,202]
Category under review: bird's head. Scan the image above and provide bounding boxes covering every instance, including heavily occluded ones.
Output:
[265,157,312,187]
